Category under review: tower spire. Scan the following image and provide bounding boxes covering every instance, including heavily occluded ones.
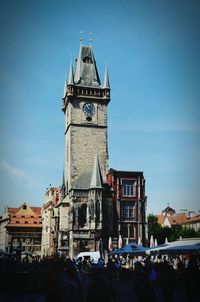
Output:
[103,64,110,89]
[80,31,83,45]
[89,32,93,46]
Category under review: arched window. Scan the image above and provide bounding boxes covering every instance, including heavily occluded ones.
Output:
[78,203,87,227]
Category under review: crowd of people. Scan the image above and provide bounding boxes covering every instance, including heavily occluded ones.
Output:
[0,252,200,302]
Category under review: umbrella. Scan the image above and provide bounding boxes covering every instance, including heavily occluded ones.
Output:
[118,234,123,249]
[108,236,113,251]
[150,235,154,247]
[162,243,200,254]
[112,242,147,256]
[165,237,169,244]
[154,239,158,247]
[138,236,142,246]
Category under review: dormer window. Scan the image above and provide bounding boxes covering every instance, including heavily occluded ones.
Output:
[83,56,93,64]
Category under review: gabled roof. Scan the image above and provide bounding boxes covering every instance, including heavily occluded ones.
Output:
[6,203,42,228]
[74,45,101,87]
[162,206,176,213]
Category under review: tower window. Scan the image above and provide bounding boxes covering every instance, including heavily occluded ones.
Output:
[23,205,27,210]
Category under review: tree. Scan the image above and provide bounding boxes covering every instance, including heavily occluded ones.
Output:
[148,214,200,244]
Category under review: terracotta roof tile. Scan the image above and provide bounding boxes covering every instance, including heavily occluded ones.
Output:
[7,204,42,228]
[182,214,200,224]
[157,215,165,225]
[167,213,187,225]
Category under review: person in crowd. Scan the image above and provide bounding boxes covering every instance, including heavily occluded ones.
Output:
[59,258,83,302]
[85,268,116,302]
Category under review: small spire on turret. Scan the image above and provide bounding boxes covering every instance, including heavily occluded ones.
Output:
[80,31,83,45]
[103,64,110,89]
[63,74,67,98]
[68,62,74,85]
[89,32,93,46]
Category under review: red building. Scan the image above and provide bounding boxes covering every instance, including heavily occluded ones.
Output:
[107,169,147,246]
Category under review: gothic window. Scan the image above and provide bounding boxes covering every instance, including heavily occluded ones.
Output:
[78,203,87,227]
[122,179,136,196]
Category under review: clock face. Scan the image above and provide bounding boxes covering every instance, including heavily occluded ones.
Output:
[82,102,95,117]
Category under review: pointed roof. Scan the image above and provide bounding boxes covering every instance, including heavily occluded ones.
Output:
[72,155,103,190]
[103,65,110,89]
[68,63,74,85]
[74,45,101,87]
[90,154,103,189]
[73,167,93,190]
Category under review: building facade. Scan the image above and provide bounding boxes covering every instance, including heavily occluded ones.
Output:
[182,213,200,231]
[107,169,147,246]
[0,203,42,255]
[41,186,61,257]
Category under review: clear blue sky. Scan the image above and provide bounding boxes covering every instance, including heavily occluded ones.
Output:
[0,0,199,215]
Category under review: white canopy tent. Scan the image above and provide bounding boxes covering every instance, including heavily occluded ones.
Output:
[146,238,200,255]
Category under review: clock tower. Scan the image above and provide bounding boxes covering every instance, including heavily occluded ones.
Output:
[62,40,111,256]
[62,42,110,194]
